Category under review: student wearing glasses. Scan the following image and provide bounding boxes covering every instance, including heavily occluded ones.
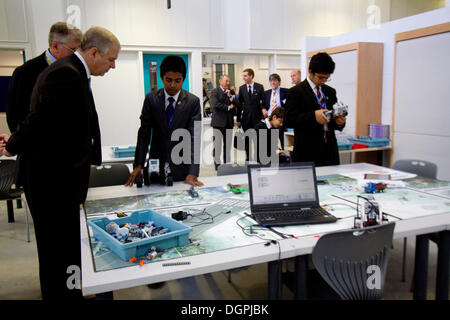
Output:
[284,52,346,166]
[7,22,82,133]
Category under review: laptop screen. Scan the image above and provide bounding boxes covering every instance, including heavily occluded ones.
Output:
[248,163,318,207]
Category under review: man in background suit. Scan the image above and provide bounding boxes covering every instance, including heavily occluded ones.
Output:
[236,68,264,161]
[284,52,346,166]
[6,22,82,133]
[6,22,82,194]
[0,27,120,299]
[262,73,288,149]
[210,74,237,169]
[290,69,302,86]
[126,55,203,187]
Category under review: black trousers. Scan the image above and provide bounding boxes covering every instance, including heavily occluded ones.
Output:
[25,181,83,300]
[213,126,232,167]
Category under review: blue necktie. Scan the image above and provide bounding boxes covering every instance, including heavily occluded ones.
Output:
[166,97,175,128]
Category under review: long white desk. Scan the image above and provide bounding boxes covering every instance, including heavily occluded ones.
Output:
[81,163,450,299]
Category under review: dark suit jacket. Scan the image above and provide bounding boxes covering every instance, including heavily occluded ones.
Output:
[262,87,288,112]
[6,52,48,133]
[236,82,264,130]
[134,88,201,181]
[284,79,345,166]
[210,87,237,129]
[6,54,102,203]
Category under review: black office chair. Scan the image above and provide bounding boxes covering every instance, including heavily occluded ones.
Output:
[312,223,395,300]
[217,163,248,176]
[393,159,437,180]
[0,159,30,242]
[392,159,438,282]
[88,164,130,188]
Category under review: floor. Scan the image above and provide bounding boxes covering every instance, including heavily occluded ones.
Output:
[0,163,444,300]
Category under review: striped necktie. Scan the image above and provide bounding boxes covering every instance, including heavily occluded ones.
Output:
[270,90,277,114]
[316,86,324,106]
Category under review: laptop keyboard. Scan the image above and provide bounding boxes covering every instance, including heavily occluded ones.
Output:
[259,208,325,219]
[255,207,336,226]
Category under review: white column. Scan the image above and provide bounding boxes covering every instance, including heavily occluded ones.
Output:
[268,54,277,76]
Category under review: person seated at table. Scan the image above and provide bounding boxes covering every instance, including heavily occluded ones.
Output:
[254,107,289,164]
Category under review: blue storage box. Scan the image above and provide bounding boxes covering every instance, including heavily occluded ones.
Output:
[337,141,352,150]
[87,210,192,261]
[111,146,136,158]
[347,137,390,148]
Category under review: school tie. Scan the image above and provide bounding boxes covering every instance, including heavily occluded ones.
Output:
[270,90,277,114]
[317,86,328,142]
[316,86,324,106]
[248,85,253,101]
[166,97,175,128]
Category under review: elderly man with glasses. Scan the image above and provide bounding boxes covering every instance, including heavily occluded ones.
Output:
[284,52,346,166]
[7,22,82,133]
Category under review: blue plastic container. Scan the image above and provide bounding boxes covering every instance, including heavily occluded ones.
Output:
[111,146,136,158]
[347,137,390,148]
[337,141,352,150]
[87,210,192,261]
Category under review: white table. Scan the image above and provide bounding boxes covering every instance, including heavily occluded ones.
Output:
[80,163,450,298]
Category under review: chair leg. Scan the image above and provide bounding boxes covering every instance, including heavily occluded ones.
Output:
[7,200,15,223]
[23,199,30,243]
[16,199,22,208]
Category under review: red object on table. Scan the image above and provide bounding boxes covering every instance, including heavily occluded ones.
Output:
[352,143,368,149]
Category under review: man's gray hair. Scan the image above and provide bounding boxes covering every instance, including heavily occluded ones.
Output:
[219,74,230,81]
[48,22,82,47]
[80,26,120,55]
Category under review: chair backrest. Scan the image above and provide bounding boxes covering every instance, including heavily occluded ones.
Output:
[217,163,248,176]
[312,222,395,300]
[392,159,437,179]
[0,160,16,193]
[88,164,130,188]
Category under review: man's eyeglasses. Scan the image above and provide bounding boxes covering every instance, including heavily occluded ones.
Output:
[62,44,78,53]
[315,75,331,83]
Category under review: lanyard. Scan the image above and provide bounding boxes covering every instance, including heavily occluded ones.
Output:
[314,86,327,110]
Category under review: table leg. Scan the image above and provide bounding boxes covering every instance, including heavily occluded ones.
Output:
[268,260,282,300]
[436,231,449,300]
[294,255,308,300]
[413,234,429,300]
[95,291,113,300]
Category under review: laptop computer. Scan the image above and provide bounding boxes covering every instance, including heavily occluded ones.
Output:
[247,162,337,227]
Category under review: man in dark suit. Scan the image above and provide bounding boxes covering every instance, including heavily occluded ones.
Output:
[262,73,288,149]
[210,74,237,168]
[6,22,82,133]
[236,68,264,161]
[126,55,203,187]
[0,26,120,300]
[284,52,346,166]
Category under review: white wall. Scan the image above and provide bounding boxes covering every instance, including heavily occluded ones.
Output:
[303,7,450,126]
[1,0,448,168]
[302,7,450,179]
[249,0,392,50]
